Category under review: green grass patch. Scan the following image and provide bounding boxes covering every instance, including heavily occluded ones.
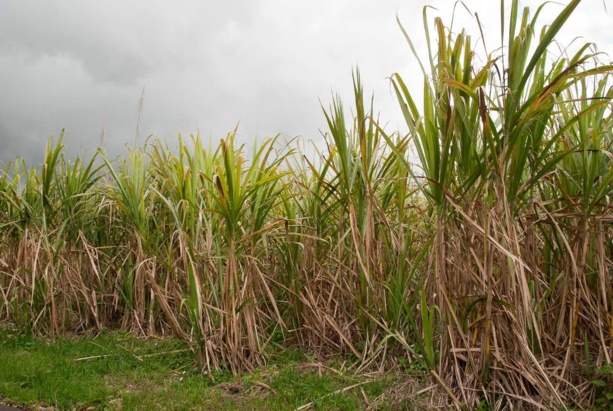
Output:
[0,326,429,410]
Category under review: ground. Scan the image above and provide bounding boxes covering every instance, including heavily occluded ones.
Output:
[0,326,434,410]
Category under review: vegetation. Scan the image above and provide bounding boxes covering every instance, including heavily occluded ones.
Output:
[0,327,425,410]
[1,0,612,409]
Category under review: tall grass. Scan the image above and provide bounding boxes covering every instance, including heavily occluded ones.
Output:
[391,0,613,407]
[1,1,612,408]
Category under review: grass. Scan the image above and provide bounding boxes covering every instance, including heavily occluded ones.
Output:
[0,326,429,410]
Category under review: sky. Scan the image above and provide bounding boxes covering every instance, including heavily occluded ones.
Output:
[1,0,611,166]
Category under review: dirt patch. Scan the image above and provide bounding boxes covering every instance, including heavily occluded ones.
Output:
[0,394,26,411]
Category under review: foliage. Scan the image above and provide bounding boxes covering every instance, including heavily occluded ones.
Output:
[592,364,613,410]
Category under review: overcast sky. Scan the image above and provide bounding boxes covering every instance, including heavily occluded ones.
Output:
[1,0,611,166]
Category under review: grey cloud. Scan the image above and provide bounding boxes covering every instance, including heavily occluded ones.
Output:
[0,1,261,85]
[1,0,611,167]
